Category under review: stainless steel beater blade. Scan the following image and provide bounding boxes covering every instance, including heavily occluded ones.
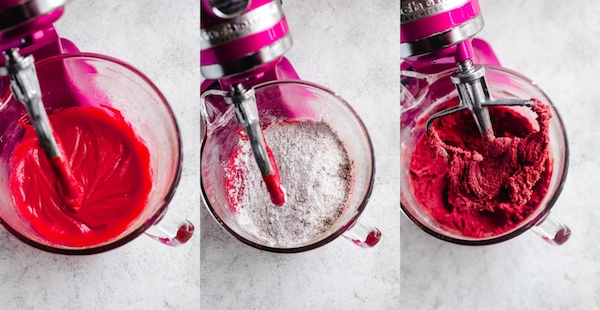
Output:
[426,60,533,137]
[0,48,62,159]
[226,83,274,176]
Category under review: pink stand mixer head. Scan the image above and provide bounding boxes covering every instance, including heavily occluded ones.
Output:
[0,0,79,201]
[201,0,292,82]
[201,0,292,206]
[401,0,533,140]
[201,0,381,251]
[0,0,194,253]
[400,0,571,245]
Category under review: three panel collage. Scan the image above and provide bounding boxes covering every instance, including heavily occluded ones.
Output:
[1,0,596,309]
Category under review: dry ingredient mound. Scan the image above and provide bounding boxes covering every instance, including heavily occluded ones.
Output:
[226,121,352,247]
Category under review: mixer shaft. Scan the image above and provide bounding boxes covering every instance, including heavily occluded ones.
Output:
[426,60,533,139]
[0,48,82,206]
[452,60,494,138]
[227,83,287,206]
[228,84,272,175]
[0,49,62,159]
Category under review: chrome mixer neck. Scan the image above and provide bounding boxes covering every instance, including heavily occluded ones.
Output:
[226,83,274,176]
[0,48,62,158]
[426,60,534,139]
[451,60,494,138]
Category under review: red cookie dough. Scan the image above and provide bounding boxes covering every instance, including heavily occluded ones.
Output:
[409,99,552,238]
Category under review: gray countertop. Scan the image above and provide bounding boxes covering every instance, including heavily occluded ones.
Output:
[1,0,401,310]
[7,1,585,309]
[200,1,401,310]
[2,1,200,309]
[401,1,600,309]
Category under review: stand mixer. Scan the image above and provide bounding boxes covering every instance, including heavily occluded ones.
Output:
[0,0,194,253]
[400,0,571,245]
[201,0,292,206]
[201,0,382,251]
[0,0,81,203]
[401,0,533,139]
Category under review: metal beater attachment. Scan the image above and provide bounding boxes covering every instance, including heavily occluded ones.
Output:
[0,48,62,159]
[425,60,533,139]
[0,48,82,206]
[227,84,272,176]
[226,83,286,206]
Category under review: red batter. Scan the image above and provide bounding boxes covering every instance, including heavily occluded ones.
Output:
[409,99,552,237]
[10,106,152,247]
[262,146,286,206]
[47,152,83,209]
[225,128,286,209]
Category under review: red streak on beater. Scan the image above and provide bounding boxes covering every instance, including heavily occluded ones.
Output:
[263,145,286,206]
[48,152,83,210]
[228,129,287,207]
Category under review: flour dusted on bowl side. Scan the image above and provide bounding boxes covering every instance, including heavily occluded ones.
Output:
[226,121,352,247]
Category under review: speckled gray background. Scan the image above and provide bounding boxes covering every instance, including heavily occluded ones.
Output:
[1,1,200,309]
[200,1,401,310]
[401,1,600,309]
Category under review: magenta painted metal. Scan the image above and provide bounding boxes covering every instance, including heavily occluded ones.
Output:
[0,5,76,103]
[200,17,289,65]
[400,1,480,43]
[0,9,64,50]
[454,40,474,62]
[0,0,26,10]
[200,0,291,87]
[404,38,500,74]
[200,0,290,68]
[0,2,84,62]
[201,56,299,93]
[200,0,296,91]
[400,0,499,74]
[471,38,500,66]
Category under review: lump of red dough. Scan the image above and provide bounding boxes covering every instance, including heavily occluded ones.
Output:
[428,99,551,212]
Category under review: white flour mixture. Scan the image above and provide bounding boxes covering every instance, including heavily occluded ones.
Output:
[227,121,352,247]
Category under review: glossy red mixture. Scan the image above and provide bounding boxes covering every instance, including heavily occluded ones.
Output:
[10,106,152,247]
[409,100,552,238]
[47,152,83,210]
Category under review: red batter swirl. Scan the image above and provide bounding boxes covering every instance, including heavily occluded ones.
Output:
[10,106,152,247]
[225,127,286,211]
[409,99,552,238]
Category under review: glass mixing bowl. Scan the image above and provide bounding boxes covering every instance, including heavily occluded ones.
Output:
[401,66,570,245]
